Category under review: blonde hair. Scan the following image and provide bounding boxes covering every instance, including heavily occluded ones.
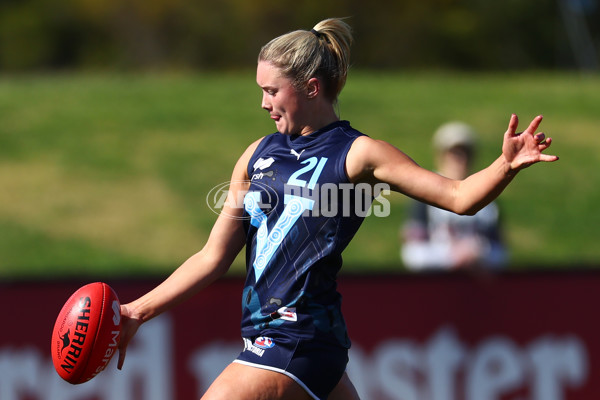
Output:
[258,18,353,103]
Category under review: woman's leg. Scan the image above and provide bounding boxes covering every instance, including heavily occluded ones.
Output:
[201,362,313,400]
[328,372,360,400]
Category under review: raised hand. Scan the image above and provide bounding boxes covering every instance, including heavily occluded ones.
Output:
[502,114,559,171]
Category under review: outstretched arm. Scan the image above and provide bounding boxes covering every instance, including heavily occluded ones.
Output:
[117,137,263,369]
[347,114,558,215]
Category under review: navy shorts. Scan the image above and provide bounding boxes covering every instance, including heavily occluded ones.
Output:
[234,332,349,400]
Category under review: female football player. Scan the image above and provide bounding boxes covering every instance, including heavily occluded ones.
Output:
[116,18,557,399]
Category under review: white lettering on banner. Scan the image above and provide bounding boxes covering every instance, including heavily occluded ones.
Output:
[0,348,45,400]
[347,327,589,400]
[0,316,173,400]
[0,323,589,399]
[529,336,588,400]
[465,337,524,399]
[188,342,240,396]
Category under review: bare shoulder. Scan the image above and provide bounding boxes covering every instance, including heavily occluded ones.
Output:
[232,136,266,181]
[346,136,379,180]
[240,136,266,165]
[346,136,416,184]
[212,136,267,234]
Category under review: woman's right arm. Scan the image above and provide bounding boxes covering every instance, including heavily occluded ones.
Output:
[117,137,263,369]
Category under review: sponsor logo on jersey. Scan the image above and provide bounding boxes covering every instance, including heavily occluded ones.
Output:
[242,337,274,357]
[252,158,276,181]
[254,336,275,349]
[252,170,274,181]
[290,149,305,160]
[277,307,297,322]
[253,157,275,171]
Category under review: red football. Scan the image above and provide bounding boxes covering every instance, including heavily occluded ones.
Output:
[51,282,121,384]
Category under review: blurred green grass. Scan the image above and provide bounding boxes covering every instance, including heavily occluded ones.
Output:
[0,71,598,278]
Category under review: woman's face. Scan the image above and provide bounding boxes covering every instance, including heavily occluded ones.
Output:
[256,61,311,136]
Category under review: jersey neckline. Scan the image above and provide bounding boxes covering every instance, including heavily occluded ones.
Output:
[285,120,350,148]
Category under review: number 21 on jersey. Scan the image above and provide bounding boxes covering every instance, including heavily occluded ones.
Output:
[244,157,328,281]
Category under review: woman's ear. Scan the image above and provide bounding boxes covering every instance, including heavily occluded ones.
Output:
[306,77,320,99]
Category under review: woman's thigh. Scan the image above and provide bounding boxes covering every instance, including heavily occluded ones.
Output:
[201,362,313,400]
[328,372,360,400]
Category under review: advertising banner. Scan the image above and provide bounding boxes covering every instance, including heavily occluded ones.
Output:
[0,270,597,400]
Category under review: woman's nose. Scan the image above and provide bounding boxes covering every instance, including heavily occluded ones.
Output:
[261,93,271,111]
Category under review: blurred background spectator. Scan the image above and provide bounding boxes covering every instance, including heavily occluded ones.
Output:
[400,122,508,271]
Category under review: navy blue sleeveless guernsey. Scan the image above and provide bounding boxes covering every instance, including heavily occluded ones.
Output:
[241,120,368,349]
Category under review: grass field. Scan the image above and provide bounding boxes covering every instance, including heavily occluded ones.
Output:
[0,70,599,279]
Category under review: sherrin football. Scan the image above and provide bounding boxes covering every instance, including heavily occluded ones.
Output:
[51,282,121,384]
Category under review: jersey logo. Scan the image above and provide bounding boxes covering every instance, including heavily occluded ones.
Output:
[253,157,275,171]
[277,307,297,322]
[290,148,305,160]
[254,336,275,349]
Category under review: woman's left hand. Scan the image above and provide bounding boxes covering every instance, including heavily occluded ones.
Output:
[502,114,559,171]
[117,303,143,370]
